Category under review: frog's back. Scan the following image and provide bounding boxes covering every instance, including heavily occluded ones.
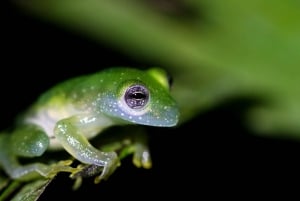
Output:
[31,69,115,109]
[35,76,88,107]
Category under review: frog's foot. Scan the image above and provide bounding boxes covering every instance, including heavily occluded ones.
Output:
[70,152,120,185]
[9,160,79,181]
[133,145,152,169]
[46,160,80,178]
[94,154,120,184]
[121,143,152,169]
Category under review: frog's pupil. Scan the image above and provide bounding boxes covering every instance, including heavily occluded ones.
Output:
[125,85,149,109]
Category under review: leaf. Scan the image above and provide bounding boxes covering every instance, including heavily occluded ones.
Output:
[14,0,300,139]
[10,179,52,201]
[0,176,52,201]
[0,179,20,201]
[0,176,10,191]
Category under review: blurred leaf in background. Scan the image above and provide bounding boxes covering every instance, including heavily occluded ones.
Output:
[12,0,300,137]
[2,0,300,199]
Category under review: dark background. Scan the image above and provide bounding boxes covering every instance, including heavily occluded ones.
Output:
[2,2,300,199]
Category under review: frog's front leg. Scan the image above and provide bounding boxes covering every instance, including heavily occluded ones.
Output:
[54,115,120,182]
[96,126,152,169]
[69,126,151,186]
[119,126,152,169]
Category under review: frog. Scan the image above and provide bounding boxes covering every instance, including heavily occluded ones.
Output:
[0,67,179,185]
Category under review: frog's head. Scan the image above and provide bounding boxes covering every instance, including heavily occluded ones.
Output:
[99,68,179,127]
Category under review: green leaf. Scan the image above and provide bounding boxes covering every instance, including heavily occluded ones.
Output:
[0,176,52,201]
[0,176,10,191]
[14,0,300,139]
[0,179,20,201]
[10,179,52,201]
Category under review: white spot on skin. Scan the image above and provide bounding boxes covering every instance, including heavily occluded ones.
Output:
[80,116,96,124]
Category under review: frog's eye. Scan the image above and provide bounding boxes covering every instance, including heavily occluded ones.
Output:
[124,85,149,109]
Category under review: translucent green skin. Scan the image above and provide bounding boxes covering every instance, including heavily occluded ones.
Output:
[0,67,179,183]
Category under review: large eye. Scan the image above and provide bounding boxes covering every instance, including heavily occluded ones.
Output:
[124,85,149,109]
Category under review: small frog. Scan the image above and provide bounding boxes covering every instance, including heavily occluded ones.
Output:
[0,67,179,184]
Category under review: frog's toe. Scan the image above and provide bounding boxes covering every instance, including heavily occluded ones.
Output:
[70,164,103,179]
[47,160,78,177]
[133,148,152,169]
[94,157,120,184]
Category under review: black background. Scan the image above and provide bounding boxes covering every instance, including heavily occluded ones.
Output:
[2,2,300,199]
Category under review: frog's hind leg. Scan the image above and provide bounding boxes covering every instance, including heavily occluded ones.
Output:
[0,128,77,181]
[0,134,44,180]
[10,124,50,158]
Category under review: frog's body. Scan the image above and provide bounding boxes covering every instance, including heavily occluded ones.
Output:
[24,77,112,149]
[0,67,179,183]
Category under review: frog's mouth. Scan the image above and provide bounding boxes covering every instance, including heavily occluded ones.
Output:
[117,103,179,127]
[141,106,179,127]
